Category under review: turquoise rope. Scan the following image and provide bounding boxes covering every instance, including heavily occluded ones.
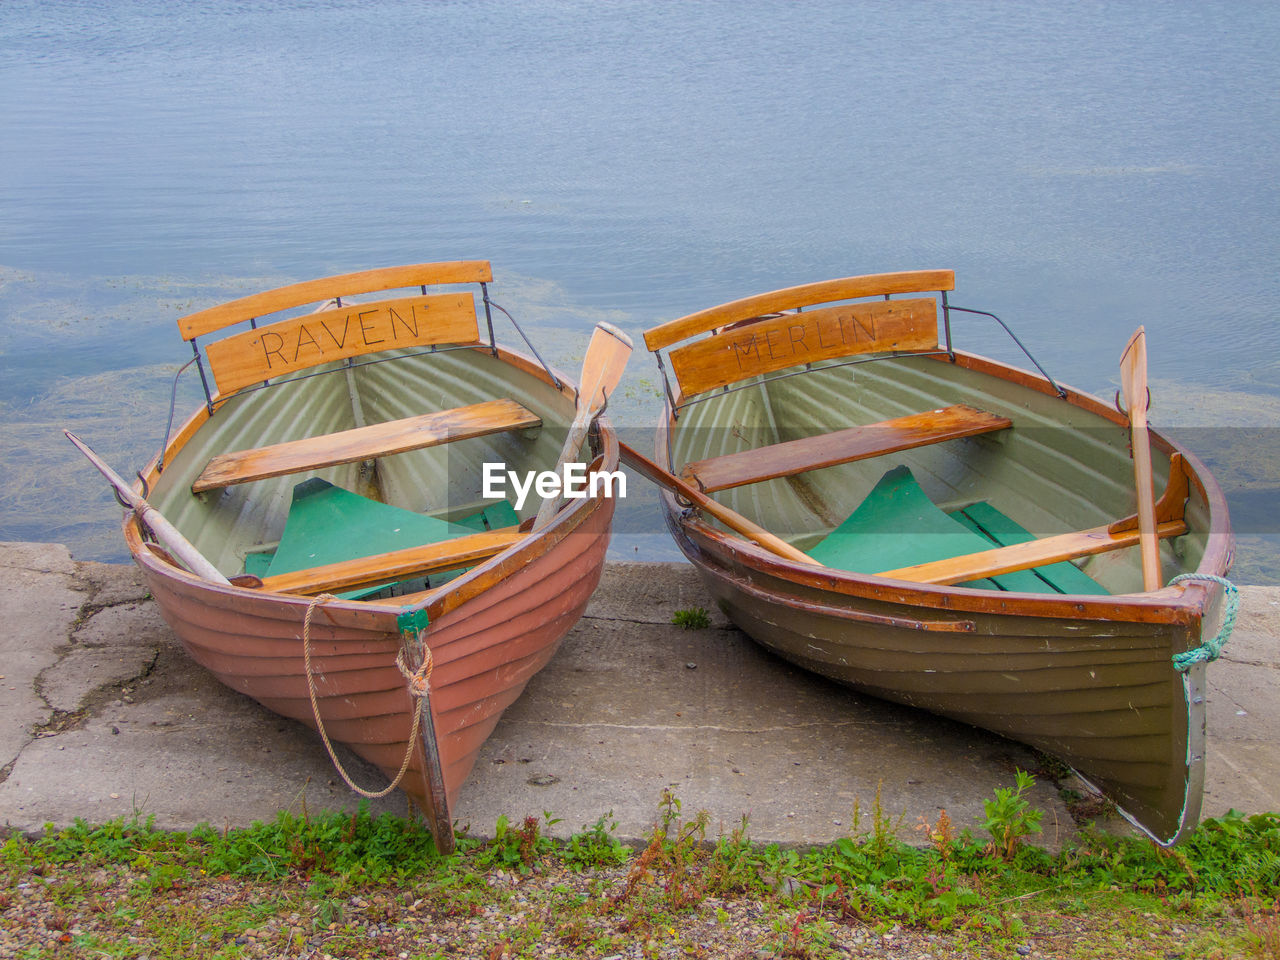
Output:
[1169,574,1239,672]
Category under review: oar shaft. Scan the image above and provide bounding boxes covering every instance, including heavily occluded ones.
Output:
[64,431,231,585]
[1131,421,1161,590]
[1119,327,1161,591]
[618,442,819,566]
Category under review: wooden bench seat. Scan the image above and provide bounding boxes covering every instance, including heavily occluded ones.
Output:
[192,398,541,493]
[875,455,1192,587]
[258,527,525,595]
[681,404,1012,493]
[876,518,1187,586]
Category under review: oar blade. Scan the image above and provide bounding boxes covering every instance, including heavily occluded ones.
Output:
[530,322,633,530]
[577,321,633,415]
[1119,326,1149,422]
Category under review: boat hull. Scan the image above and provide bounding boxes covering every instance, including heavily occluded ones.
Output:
[657,351,1231,844]
[126,483,613,841]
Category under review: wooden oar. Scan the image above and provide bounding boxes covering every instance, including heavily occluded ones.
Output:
[64,430,232,585]
[532,322,633,530]
[618,441,819,566]
[1118,327,1162,591]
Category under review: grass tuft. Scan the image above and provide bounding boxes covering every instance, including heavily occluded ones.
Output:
[671,606,711,629]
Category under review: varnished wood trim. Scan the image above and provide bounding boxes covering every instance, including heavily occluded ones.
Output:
[191,398,540,493]
[258,528,525,595]
[876,518,1188,586]
[683,404,1011,493]
[678,507,1200,624]
[732,573,976,632]
[126,340,613,615]
[619,441,815,564]
[644,269,955,351]
[141,340,577,497]
[668,298,939,395]
[204,293,481,395]
[383,440,619,622]
[178,261,493,341]
[1110,454,1190,534]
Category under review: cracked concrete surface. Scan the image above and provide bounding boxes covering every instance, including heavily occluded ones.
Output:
[0,544,407,832]
[0,545,1277,847]
[1,543,83,777]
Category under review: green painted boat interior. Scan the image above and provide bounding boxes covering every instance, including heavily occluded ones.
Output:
[669,353,1210,596]
[948,499,1109,594]
[242,478,520,599]
[149,347,575,576]
[806,465,1108,594]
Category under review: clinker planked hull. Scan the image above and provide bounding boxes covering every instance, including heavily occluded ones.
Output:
[126,481,613,836]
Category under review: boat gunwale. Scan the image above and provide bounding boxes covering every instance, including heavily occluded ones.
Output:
[126,342,618,626]
[656,349,1233,627]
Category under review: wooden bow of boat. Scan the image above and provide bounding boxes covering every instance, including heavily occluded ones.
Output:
[644,269,1234,845]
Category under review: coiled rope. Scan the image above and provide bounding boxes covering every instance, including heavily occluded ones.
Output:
[1169,574,1239,672]
[302,593,434,798]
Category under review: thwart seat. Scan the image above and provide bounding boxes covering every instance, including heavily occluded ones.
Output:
[192,398,540,493]
[681,404,1011,493]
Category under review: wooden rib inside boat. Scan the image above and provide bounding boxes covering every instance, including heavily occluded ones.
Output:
[642,269,1233,845]
[116,261,620,853]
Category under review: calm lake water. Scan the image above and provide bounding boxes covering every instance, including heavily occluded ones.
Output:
[2,0,1277,580]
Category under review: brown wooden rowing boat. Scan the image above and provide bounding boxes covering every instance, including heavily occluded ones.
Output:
[638,269,1235,845]
[109,262,621,852]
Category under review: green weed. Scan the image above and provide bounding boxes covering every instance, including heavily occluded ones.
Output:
[671,606,711,629]
[562,812,629,869]
[983,769,1044,861]
[475,813,555,874]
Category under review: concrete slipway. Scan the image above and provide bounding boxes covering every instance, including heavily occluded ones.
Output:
[2,541,1277,848]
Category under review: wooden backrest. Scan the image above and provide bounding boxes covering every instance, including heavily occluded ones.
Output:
[178,261,494,400]
[644,270,954,398]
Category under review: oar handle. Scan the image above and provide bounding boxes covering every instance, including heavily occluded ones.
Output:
[618,442,819,566]
[64,431,232,585]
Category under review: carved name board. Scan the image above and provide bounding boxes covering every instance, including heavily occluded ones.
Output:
[667,297,939,396]
[204,293,480,397]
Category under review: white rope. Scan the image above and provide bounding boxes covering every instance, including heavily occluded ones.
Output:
[302,593,433,798]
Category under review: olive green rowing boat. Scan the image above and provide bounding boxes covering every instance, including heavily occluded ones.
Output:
[637,269,1235,845]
